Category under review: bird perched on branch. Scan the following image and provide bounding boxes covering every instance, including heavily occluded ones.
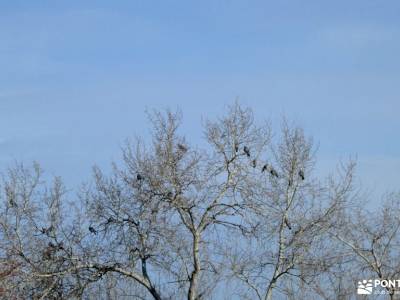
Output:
[270,167,279,178]
[252,159,257,168]
[89,226,97,235]
[9,199,16,207]
[57,242,64,251]
[298,169,305,180]
[5,186,17,207]
[43,245,55,260]
[284,216,292,230]
[40,225,54,236]
[234,142,239,153]
[177,143,188,153]
[243,146,250,157]
[261,164,268,173]
[136,174,143,181]
[106,217,115,225]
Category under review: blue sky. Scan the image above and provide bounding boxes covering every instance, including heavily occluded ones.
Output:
[0,1,399,200]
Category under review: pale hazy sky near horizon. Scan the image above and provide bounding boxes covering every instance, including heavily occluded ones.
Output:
[0,1,399,201]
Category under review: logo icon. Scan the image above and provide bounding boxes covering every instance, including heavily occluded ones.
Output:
[357,280,373,294]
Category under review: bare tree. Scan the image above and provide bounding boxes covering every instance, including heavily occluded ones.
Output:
[225,122,357,300]
[328,192,400,300]
[1,104,399,300]
[0,162,85,299]
[80,105,271,300]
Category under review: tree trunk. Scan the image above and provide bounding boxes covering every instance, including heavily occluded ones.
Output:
[265,280,275,300]
[188,232,201,300]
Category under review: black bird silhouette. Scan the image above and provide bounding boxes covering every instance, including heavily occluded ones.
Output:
[284,216,292,230]
[261,164,268,173]
[177,143,188,152]
[89,226,97,235]
[270,167,279,178]
[234,143,239,153]
[40,225,54,235]
[43,245,55,260]
[136,174,143,181]
[252,159,257,168]
[243,146,250,157]
[298,169,305,180]
[8,198,16,207]
[57,242,64,250]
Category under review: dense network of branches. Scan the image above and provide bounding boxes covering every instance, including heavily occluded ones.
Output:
[0,104,398,299]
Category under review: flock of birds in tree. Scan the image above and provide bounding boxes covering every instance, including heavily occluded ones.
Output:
[88,143,187,235]
[238,144,305,182]
[88,143,305,235]
[240,144,305,232]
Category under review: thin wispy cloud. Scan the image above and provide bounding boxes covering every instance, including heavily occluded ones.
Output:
[0,1,398,194]
[317,24,399,48]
